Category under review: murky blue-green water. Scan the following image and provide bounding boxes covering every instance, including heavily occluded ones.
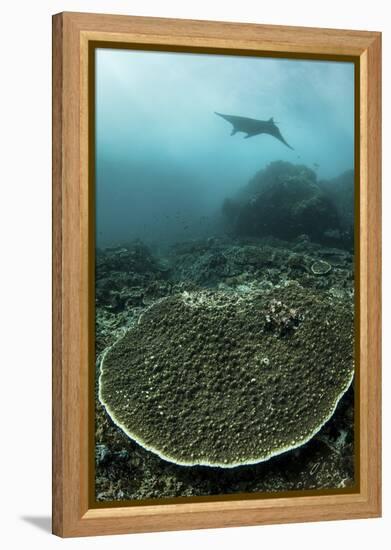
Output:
[95,49,354,249]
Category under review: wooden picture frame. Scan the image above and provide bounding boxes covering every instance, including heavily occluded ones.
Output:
[52,11,381,537]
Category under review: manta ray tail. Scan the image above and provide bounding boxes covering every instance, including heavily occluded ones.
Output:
[277,135,294,150]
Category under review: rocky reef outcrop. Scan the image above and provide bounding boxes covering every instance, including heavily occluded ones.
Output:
[222,162,353,247]
[321,169,354,246]
[168,235,353,293]
[95,241,172,354]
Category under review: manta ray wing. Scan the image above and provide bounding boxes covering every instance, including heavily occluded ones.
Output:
[214,112,262,135]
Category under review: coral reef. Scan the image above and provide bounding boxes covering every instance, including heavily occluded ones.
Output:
[168,236,353,294]
[96,240,170,312]
[99,285,353,467]
[311,260,332,275]
[95,384,354,501]
[321,170,355,248]
[221,162,350,246]
[95,166,355,500]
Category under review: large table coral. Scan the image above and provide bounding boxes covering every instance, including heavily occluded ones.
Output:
[99,285,354,467]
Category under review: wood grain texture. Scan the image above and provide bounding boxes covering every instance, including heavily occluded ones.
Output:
[361,33,382,514]
[52,12,382,537]
[64,11,378,55]
[52,12,63,537]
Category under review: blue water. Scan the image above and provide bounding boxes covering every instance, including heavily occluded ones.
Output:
[95,48,354,248]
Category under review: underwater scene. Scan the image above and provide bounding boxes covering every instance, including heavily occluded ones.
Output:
[94,48,356,502]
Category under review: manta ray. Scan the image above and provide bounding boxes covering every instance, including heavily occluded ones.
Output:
[215,112,294,150]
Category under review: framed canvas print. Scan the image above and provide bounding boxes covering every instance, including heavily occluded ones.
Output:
[52,12,381,537]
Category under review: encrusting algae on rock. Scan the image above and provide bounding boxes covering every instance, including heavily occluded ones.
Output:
[99,285,354,468]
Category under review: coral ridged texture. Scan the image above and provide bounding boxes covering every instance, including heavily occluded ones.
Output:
[99,286,354,467]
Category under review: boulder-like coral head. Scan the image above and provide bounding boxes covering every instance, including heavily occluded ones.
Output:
[99,286,354,467]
